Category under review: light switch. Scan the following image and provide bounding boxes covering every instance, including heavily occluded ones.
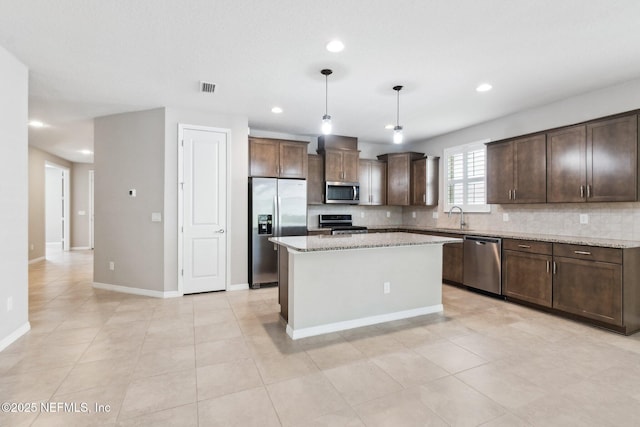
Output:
[78,210,86,216]
[151,212,162,222]
[129,189,136,197]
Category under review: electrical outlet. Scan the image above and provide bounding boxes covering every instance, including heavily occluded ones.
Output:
[30,243,34,251]
[7,297,13,312]
[412,212,416,218]
[503,213,509,222]
[580,214,589,224]
[386,211,391,218]
[360,211,365,218]
[109,261,115,271]
[432,212,439,219]
[383,282,391,294]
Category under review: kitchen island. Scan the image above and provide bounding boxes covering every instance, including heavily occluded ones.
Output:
[270,232,462,339]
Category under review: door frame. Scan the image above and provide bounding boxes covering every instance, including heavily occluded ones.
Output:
[177,123,231,295]
[89,169,95,250]
[44,161,71,252]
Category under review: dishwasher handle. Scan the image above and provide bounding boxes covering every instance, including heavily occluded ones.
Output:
[464,236,501,245]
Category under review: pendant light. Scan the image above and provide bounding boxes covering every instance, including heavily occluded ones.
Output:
[392,85,403,144]
[321,69,333,135]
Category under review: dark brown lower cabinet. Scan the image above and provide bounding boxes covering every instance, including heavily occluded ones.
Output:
[442,241,463,284]
[503,251,552,307]
[553,255,623,326]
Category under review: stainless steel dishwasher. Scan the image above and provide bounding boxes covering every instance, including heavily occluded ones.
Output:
[463,236,502,295]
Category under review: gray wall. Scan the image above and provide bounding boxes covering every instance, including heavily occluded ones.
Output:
[45,167,63,243]
[71,163,94,249]
[94,107,249,294]
[403,77,640,239]
[28,147,72,260]
[0,45,29,349]
[94,108,166,291]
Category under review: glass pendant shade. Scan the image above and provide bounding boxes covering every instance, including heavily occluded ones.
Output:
[393,126,403,144]
[321,114,332,135]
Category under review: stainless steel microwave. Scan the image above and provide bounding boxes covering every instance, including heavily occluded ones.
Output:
[325,181,360,204]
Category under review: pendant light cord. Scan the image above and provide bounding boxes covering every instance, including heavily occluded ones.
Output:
[396,89,400,126]
[325,74,329,116]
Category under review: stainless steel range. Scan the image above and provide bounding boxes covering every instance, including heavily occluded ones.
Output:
[318,214,368,235]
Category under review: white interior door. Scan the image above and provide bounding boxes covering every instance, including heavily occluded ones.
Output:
[181,126,228,293]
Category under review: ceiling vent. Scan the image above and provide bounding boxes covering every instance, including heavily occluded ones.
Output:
[200,81,216,93]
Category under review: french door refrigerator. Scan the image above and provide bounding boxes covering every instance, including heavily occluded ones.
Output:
[249,178,307,288]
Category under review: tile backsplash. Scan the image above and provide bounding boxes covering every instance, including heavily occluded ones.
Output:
[402,202,640,241]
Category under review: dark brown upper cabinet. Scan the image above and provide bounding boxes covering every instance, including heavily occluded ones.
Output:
[359,159,386,205]
[249,137,309,179]
[487,134,546,204]
[547,114,638,202]
[411,156,439,206]
[324,149,359,182]
[377,152,424,206]
[307,154,324,204]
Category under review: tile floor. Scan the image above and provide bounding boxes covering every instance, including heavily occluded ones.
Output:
[1,249,640,426]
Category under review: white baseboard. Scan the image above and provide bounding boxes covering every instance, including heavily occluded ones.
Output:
[71,246,91,250]
[0,322,31,352]
[28,256,45,264]
[93,282,181,299]
[286,304,444,340]
[228,283,249,291]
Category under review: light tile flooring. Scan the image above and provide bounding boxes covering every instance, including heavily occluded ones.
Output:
[2,250,640,426]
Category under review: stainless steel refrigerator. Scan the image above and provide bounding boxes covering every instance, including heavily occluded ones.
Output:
[249,178,307,288]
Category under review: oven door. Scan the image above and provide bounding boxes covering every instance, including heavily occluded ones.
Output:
[325,181,360,204]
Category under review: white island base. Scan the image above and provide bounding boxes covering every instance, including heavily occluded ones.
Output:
[272,233,454,340]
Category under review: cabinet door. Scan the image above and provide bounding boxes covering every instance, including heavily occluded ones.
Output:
[370,161,386,205]
[411,158,427,205]
[503,250,552,307]
[307,155,324,204]
[553,256,622,326]
[343,151,360,182]
[486,142,514,204]
[387,154,410,206]
[324,150,343,181]
[514,134,547,203]
[587,114,638,202]
[279,141,308,179]
[546,125,586,202]
[249,138,279,177]
[442,242,463,284]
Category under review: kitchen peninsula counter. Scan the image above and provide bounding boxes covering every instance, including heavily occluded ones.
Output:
[270,232,461,339]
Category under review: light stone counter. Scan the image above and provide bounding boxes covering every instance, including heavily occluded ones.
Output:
[269,232,461,252]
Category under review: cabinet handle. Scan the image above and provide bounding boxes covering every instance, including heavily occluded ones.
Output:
[587,185,591,198]
[518,244,531,249]
[513,188,517,200]
[580,185,584,198]
[423,194,426,202]
[574,250,592,256]
[547,260,550,274]
[553,261,557,274]
[508,190,512,200]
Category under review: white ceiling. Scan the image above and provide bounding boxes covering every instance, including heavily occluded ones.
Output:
[3,1,640,163]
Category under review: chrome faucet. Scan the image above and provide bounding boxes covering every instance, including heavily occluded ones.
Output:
[448,205,466,230]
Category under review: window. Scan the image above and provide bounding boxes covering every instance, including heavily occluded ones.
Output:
[443,139,491,213]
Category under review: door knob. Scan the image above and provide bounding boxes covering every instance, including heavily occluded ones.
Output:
[217,229,225,234]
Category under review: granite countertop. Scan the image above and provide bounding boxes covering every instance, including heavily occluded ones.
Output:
[270,232,462,252]
[306,225,640,249]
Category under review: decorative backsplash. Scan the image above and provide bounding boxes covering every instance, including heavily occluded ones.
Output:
[402,202,640,241]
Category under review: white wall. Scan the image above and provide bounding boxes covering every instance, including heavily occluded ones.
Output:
[164,108,249,289]
[93,108,166,292]
[0,45,29,351]
[404,77,640,240]
[45,167,63,243]
[28,147,72,260]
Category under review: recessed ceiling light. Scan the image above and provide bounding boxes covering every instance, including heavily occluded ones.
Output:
[476,83,493,92]
[326,40,345,53]
[384,124,394,130]
[79,149,93,155]
[29,120,46,128]
[271,107,283,114]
